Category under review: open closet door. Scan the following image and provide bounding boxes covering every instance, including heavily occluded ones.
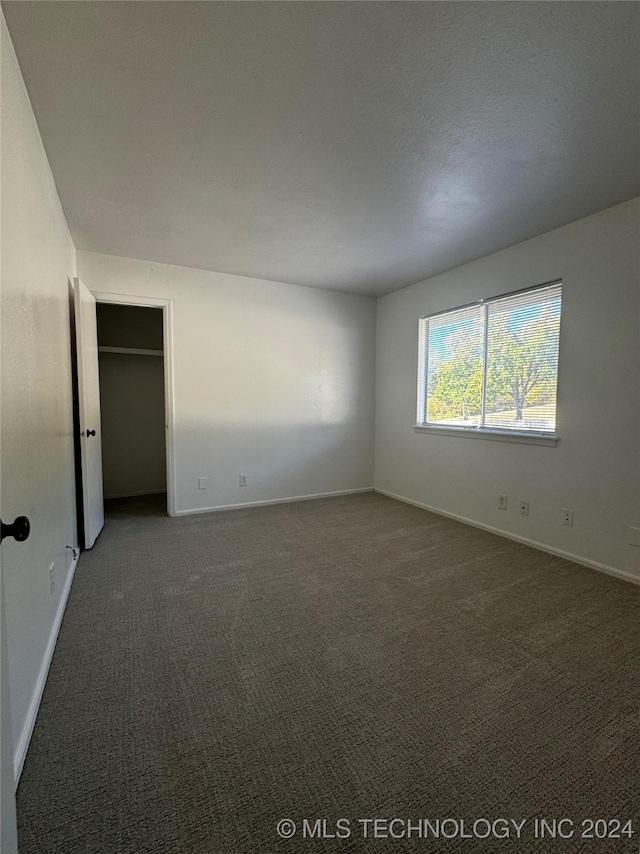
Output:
[73,278,104,547]
[1,548,19,853]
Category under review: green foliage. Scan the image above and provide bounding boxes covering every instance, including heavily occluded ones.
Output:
[428,326,482,421]
[428,302,560,424]
[485,306,560,421]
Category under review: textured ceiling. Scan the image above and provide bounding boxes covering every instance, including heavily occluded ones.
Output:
[3,1,639,296]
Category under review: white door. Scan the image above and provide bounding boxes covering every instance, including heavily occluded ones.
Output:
[1,554,19,854]
[73,278,104,548]
[1,437,19,853]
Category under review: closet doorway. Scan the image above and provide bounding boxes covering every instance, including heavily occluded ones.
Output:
[94,294,175,516]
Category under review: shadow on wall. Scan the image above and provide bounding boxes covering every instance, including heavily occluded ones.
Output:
[176,290,374,428]
[173,420,374,512]
[99,351,166,499]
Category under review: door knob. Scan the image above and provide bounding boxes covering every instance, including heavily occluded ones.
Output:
[1,516,31,543]
[86,429,96,437]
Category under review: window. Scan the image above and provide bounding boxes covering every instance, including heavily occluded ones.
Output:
[417,282,562,435]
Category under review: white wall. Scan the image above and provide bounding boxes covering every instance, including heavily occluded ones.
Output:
[99,352,167,498]
[375,199,640,581]
[77,252,377,513]
[1,13,78,775]
[97,304,166,499]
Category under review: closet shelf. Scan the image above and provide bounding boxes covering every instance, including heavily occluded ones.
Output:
[98,346,163,357]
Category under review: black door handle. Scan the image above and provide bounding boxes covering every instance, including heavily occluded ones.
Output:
[1,516,31,543]
[86,429,96,437]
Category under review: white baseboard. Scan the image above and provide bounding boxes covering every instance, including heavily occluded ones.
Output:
[175,487,374,517]
[374,488,640,587]
[103,489,167,500]
[14,551,80,785]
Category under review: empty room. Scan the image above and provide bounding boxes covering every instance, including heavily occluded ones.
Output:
[1,2,639,853]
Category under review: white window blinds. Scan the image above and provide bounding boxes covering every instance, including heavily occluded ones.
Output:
[418,282,562,434]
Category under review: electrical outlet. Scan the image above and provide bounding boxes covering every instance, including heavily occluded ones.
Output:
[563,509,574,527]
[498,494,508,510]
[49,563,55,595]
[198,477,207,490]
[239,474,248,487]
[519,500,529,516]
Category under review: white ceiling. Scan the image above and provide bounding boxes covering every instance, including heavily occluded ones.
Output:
[4,2,639,297]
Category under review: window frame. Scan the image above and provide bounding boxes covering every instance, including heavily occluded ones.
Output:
[416,280,562,444]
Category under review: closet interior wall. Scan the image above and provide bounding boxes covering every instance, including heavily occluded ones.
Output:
[96,304,167,502]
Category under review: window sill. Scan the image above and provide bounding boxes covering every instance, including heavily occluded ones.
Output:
[413,424,558,447]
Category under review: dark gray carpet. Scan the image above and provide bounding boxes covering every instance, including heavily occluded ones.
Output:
[17,493,640,853]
